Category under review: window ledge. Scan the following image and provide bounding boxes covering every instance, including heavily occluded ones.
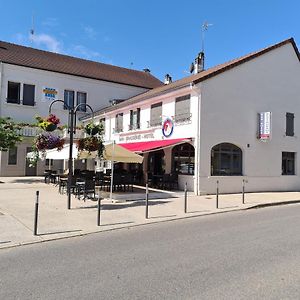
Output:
[4,102,37,109]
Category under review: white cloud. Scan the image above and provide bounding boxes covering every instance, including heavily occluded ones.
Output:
[72,44,102,60]
[83,26,97,40]
[30,33,61,53]
[42,18,59,27]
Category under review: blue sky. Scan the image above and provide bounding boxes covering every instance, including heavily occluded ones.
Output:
[0,0,299,81]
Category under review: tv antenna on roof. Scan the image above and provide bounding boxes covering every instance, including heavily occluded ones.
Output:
[30,14,35,46]
[201,21,213,52]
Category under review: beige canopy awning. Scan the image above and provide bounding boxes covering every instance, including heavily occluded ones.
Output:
[78,143,143,164]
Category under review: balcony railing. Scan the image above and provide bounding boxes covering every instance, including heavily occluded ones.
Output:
[128,123,140,131]
[174,113,192,124]
[147,118,162,128]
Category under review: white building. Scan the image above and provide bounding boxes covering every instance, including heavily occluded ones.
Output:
[83,38,300,194]
[0,40,162,176]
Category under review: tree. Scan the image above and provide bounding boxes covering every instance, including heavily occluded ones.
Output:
[0,117,22,151]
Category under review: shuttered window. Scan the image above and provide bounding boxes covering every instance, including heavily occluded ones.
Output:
[7,81,20,104]
[150,102,162,127]
[115,113,123,133]
[76,92,87,112]
[175,94,191,122]
[282,152,295,175]
[64,90,74,109]
[8,147,17,165]
[129,108,141,130]
[286,113,294,136]
[23,84,35,106]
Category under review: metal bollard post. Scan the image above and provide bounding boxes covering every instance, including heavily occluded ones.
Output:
[34,191,39,236]
[242,179,245,204]
[184,182,188,213]
[145,183,149,219]
[97,193,101,226]
[216,180,219,209]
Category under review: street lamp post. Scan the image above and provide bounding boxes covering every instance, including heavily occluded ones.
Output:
[49,100,94,209]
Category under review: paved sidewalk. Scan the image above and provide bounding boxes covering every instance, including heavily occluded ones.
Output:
[0,177,300,250]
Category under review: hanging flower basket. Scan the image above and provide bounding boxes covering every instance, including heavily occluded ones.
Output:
[76,136,104,157]
[36,114,60,132]
[34,133,65,151]
[84,123,103,136]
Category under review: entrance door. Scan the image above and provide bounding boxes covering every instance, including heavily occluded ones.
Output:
[25,147,37,176]
[148,150,165,175]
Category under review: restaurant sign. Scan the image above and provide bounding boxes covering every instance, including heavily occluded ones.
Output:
[162,118,174,138]
[258,112,271,140]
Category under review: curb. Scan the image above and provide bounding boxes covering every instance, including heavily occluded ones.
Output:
[1,200,300,251]
[246,199,300,209]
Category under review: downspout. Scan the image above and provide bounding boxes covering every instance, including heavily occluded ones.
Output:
[190,82,201,195]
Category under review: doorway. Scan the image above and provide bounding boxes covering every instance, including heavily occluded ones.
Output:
[148,150,165,175]
[25,147,37,176]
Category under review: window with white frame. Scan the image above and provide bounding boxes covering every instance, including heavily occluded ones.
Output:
[175,94,191,123]
[7,81,21,104]
[129,108,140,130]
[115,113,123,133]
[76,92,87,112]
[8,147,17,165]
[150,102,162,127]
[23,84,35,106]
[64,90,74,109]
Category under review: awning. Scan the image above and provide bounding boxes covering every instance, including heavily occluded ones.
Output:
[78,143,143,163]
[119,138,191,153]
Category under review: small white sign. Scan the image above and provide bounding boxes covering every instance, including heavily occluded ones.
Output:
[259,112,271,140]
[42,87,58,102]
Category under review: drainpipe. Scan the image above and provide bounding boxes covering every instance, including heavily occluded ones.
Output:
[190,82,201,195]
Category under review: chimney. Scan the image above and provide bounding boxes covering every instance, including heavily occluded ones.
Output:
[143,68,151,73]
[194,51,204,74]
[164,74,172,84]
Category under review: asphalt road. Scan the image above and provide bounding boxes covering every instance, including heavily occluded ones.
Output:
[0,204,299,300]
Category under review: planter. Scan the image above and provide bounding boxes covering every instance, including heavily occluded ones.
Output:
[84,123,103,136]
[44,123,57,132]
[77,136,104,156]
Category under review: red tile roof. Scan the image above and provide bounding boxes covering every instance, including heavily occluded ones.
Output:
[0,40,163,89]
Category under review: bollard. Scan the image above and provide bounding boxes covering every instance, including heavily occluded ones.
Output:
[184,182,188,213]
[34,191,39,236]
[242,179,245,204]
[145,183,149,219]
[216,180,219,209]
[97,197,101,226]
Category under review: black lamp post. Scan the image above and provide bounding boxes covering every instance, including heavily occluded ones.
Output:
[49,100,94,209]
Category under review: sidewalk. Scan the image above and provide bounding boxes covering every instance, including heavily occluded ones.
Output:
[1,177,300,250]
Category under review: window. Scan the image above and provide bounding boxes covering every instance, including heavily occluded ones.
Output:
[8,147,17,165]
[77,92,87,112]
[23,84,35,106]
[211,143,242,176]
[115,113,123,133]
[129,108,140,130]
[45,159,53,167]
[100,118,105,130]
[172,143,195,175]
[150,102,162,127]
[286,113,294,136]
[7,81,20,104]
[175,94,191,123]
[282,152,295,175]
[64,90,74,109]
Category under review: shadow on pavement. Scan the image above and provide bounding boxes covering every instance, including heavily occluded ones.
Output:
[149,214,177,219]
[73,200,171,210]
[38,229,82,236]
[100,221,134,226]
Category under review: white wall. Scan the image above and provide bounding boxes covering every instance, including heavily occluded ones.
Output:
[199,43,300,194]
[0,64,148,125]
